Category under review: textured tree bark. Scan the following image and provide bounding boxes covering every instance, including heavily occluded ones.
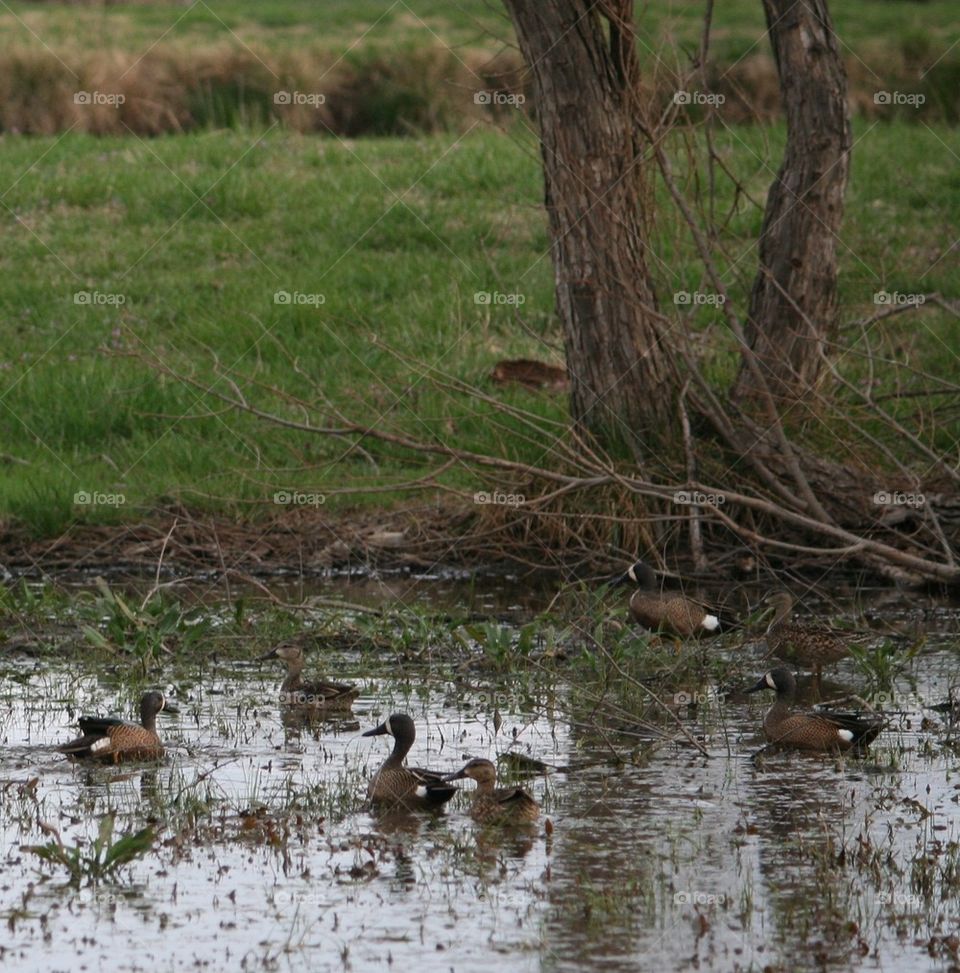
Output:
[502,0,679,447]
[733,0,851,405]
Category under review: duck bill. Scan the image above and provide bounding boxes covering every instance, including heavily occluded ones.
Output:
[610,571,633,587]
[362,722,389,737]
[161,702,180,716]
[442,768,468,782]
[257,648,279,661]
[744,675,769,694]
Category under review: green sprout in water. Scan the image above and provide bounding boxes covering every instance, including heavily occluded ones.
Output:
[22,813,155,888]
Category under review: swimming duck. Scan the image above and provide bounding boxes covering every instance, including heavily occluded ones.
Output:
[763,591,850,689]
[59,691,168,763]
[618,560,720,637]
[746,668,884,752]
[362,713,457,809]
[259,642,359,709]
[444,757,540,825]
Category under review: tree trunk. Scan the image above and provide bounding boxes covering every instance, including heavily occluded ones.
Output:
[503,0,679,448]
[733,0,851,405]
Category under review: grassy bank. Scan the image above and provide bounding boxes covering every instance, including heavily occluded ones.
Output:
[0,0,957,134]
[0,121,956,538]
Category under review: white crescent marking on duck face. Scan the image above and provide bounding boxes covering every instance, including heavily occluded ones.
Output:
[415,785,428,798]
[701,615,720,631]
[838,729,854,743]
[90,737,112,752]
[384,716,392,736]
[627,566,637,583]
[766,673,776,689]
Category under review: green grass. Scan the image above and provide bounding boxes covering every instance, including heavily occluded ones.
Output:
[3,0,957,66]
[0,119,956,535]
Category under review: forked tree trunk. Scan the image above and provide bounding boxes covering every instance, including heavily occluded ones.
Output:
[503,0,679,447]
[733,0,851,405]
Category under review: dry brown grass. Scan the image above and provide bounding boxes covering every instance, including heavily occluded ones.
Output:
[0,40,954,136]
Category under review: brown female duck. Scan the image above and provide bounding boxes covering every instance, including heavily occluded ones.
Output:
[260,642,359,709]
[444,757,540,825]
[763,591,850,688]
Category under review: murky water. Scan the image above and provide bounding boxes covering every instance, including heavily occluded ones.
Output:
[1,580,959,972]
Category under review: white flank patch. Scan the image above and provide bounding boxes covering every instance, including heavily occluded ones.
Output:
[701,614,720,631]
[90,737,112,752]
[837,729,854,743]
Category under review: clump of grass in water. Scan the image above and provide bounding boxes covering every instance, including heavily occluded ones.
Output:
[78,578,212,675]
[23,814,154,888]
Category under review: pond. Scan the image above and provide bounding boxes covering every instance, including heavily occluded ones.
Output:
[1,576,958,972]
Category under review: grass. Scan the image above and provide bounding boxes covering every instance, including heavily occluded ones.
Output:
[0,1,957,134]
[0,119,956,536]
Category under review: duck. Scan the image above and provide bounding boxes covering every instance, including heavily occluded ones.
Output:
[444,757,540,825]
[259,642,359,709]
[745,668,884,752]
[362,713,457,809]
[762,591,850,689]
[617,560,721,637]
[59,691,169,763]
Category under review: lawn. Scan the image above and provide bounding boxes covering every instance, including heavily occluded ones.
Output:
[0,118,956,535]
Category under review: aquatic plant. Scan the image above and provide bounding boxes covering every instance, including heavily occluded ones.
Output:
[22,814,155,887]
